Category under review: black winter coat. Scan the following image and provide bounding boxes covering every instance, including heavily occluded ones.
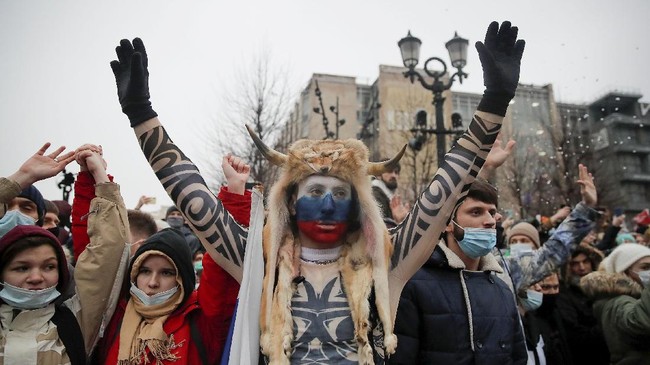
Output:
[556,282,610,365]
[390,243,528,365]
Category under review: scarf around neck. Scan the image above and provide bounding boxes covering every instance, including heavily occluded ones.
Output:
[118,251,185,365]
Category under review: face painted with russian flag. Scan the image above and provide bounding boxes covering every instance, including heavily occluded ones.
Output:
[294,175,352,247]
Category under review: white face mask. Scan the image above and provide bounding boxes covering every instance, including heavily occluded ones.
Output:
[130,283,178,306]
[636,270,650,288]
[509,243,534,257]
[0,282,60,309]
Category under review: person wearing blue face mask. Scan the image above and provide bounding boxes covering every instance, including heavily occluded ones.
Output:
[109,21,526,365]
[392,179,528,365]
[94,154,250,365]
[518,272,574,365]
[0,143,129,365]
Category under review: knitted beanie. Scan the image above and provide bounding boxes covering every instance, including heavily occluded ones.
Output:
[600,243,650,273]
[0,225,69,291]
[508,222,541,249]
[129,228,195,305]
[165,206,180,219]
[18,185,45,226]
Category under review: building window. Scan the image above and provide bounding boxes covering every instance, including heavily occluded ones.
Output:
[357,110,369,124]
[387,110,411,131]
[626,182,645,199]
[619,154,642,173]
[614,127,635,144]
[415,110,427,127]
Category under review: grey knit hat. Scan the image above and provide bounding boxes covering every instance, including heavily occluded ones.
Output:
[508,222,541,249]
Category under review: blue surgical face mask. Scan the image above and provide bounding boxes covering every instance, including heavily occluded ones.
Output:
[452,221,497,258]
[130,283,178,307]
[636,270,650,288]
[0,282,60,309]
[0,210,37,237]
[520,289,543,312]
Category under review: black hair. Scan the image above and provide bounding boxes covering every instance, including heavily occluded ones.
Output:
[443,179,499,244]
[451,179,498,221]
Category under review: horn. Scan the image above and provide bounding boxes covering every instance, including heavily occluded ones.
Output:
[245,124,288,167]
[367,144,407,176]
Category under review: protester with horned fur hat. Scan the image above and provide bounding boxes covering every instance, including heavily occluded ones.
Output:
[110,20,524,364]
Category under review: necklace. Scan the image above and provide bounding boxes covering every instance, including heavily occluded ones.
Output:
[300,257,339,265]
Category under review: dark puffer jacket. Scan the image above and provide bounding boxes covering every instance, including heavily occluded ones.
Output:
[556,282,609,365]
[390,243,527,365]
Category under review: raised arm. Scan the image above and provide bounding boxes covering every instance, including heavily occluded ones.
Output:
[71,144,114,261]
[109,38,247,281]
[196,154,252,363]
[507,164,600,292]
[390,21,525,282]
[71,148,128,353]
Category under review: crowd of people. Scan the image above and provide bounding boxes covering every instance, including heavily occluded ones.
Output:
[1,20,648,365]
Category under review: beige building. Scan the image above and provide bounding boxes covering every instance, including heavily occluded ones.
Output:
[278,66,460,203]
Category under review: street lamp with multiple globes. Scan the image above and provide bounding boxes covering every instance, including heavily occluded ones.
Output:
[398,30,469,167]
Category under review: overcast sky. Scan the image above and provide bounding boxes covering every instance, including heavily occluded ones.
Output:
[1,0,648,215]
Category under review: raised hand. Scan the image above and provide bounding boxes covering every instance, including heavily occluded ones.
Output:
[76,149,109,184]
[222,153,251,195]
[110,38,158,127]
[485,138,516,169]
[577,164,597,208]
[74,144,104,172]
[135,195,156,210]
[476,21,525,116]
[390,194,410,224]
[8,143,75,188]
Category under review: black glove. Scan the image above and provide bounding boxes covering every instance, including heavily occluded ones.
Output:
[476,21,525,116]
[110,38,158,127]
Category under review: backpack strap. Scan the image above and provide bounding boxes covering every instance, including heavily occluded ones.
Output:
[189,310,209,365]
[52,305,86,365]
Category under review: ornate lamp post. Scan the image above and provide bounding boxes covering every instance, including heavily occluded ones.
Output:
[57,169,75,202]
[398,30,469,167]
[313,80,346,139]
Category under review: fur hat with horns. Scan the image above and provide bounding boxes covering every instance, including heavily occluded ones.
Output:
[247,125,405,363]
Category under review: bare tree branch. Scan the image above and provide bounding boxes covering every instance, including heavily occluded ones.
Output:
[201,50,296,192]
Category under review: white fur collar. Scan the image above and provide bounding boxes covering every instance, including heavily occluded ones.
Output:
[438,241,504,273]
[371,178,394,200]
